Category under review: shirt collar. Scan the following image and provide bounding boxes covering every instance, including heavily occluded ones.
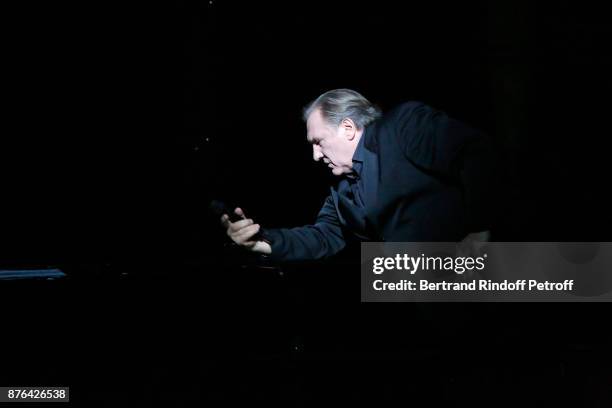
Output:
[348,127,367,179]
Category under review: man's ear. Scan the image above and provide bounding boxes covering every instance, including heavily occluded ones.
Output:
[341,118,357,141]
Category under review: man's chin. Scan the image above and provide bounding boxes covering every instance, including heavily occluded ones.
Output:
[331,167,345,176]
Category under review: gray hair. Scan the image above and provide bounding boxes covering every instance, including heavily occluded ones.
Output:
[303,89,382,130]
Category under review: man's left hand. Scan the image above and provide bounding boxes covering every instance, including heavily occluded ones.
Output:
[456,230,491,258]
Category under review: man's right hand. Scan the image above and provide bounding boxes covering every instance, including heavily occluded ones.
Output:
[220,207,272,255]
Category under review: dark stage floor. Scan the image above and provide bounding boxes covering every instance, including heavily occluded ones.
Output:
[1,263,610,406]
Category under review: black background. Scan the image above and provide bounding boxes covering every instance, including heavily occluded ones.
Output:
[1,1,611,405]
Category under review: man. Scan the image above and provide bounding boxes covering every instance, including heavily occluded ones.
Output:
[221,89,497,262]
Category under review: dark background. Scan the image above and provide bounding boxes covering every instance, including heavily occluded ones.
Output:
[2,0,611,405]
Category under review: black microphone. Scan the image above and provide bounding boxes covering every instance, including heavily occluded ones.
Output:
[209,200,269,243]
[209,199,280,273]
[209,200,241,223]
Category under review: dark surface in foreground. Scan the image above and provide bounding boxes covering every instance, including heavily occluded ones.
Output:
[1,262,610,406]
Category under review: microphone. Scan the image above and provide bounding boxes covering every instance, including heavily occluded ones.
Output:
[209,200,241,223]
[209,200,269,243]
[209,199,280,274]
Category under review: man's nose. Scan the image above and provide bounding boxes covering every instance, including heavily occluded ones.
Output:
[312,146,323,161]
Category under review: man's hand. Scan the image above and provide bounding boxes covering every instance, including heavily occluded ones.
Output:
[220,207,272,255]
[456,230,491,258]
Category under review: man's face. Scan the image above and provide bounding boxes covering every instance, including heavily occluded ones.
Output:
[306,109,359,176]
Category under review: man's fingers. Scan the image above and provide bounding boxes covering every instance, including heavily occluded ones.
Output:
[218,206,263,250]
[456,240,471,258]
[234,207,246,219]
[220,214,230,229]
[234,223,260,241]
[233,224,260,243]
[221,214,249,230]
[227,218,254,234]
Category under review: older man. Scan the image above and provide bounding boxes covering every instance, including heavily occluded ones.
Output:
[221,89,497,262]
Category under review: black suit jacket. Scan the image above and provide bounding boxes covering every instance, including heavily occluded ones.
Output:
[266,102,499,262]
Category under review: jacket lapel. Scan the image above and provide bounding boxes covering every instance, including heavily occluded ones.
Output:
[361,142,381,239]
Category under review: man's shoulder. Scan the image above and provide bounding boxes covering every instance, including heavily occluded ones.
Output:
[390,101,427,112]
[383,101,429,122]
[365,101,437,150]
[369,101,432,133]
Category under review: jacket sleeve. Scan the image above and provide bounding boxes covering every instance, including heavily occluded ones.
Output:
[394,102,500,233]
[264,194,346,262]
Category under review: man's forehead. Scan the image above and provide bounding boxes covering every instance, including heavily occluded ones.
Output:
[305,110,319,142]
[306,109,331,140]
[306,115,313,130]
[306,126,323,143]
